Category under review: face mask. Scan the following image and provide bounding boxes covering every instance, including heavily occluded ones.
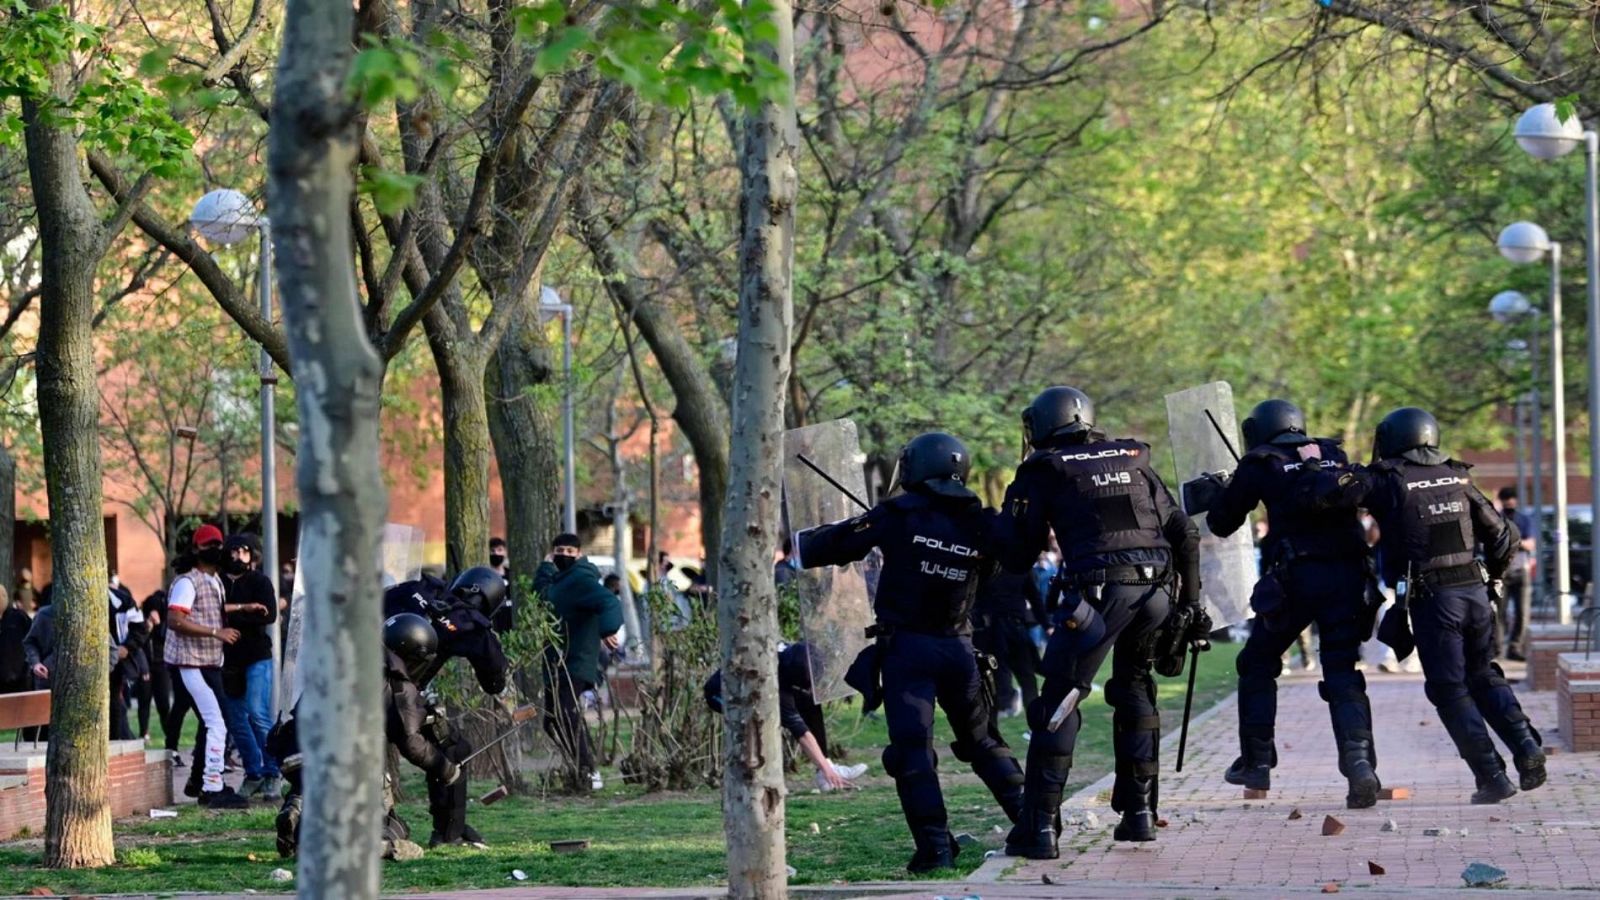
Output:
[489,553,506,569]
[198,547,227,568]
[227,558,249,576]
[553,555,578,572]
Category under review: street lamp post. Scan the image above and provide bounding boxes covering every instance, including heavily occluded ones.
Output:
[1497,221,1573,623]
[190,188,283,712]
[541,286,577,534]
[1515,104,1600,614]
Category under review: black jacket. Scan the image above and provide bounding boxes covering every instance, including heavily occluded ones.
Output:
[1209,438,1368,565]
[383,649,449,777]
[384,576,509,694]
[798,488,996,636]
[0,604,30,686]
[974,570,1045,625]
[996,434,1200,604]
[704,642,818,740]
[223,569,279,670]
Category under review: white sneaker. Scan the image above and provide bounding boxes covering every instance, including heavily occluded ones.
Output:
[589,771,604,791]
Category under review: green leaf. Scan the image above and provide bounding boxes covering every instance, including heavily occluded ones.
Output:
[534,26,592,75]
[359,167,425,216]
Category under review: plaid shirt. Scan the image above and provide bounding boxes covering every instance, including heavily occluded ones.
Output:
[163,570,225,669]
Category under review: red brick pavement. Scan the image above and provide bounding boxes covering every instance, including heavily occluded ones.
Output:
[989,670,1600,896]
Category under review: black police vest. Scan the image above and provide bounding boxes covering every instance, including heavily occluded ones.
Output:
[1251,442,1366,561]
[1036,439,1167,564]
[873,492,990,635]
[1386,460,1477,574]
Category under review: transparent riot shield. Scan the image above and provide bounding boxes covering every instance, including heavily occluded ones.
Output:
[1165,383,1255,627]
[782,419,875,702]
[282,523,428,708]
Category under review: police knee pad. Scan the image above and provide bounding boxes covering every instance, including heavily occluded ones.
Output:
[1423,679,1470,709]
[1317,672,1367,704]
[1237,643,1284,681]
[1467,663,1512,695]
[275,794,302,859]
[882,743,937,779]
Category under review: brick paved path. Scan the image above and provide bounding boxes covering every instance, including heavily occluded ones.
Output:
[985,669,1600,896]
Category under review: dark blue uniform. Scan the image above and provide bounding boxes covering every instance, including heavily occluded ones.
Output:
[1301,451,1542,797]
[1208,438,1379,797]
[383,576,508,695]
[799,488,1022,864]
[995,435,1199,853]
[972,571,1045,713]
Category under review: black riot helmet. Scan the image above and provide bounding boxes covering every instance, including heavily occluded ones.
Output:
[383,613,438,682]
[1023,386,1094,447]
[450,566,508,615]
[1241,399,1307,449]
[892,432,974,498]
[1375,407,1440,460]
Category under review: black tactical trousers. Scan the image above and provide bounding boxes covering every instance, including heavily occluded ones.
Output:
[1413,584,1533,778]
[880,632,1023,847]
[1024,582,1170,819]
[1237,558,1372,770]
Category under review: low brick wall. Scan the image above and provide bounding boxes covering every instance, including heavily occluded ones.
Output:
[0,741,171,840]
[1556,653,1600,753]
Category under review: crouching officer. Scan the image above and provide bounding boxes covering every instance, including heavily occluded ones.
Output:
[997,387,1205,860]
[270,613,478,858]
[384,566,510,695]
[1202,399,1382,808]
[1297,408,1544,804]
[798,432,1023,873]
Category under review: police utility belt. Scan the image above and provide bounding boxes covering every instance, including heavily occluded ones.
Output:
[1061,564,1170,589]
[1414,561,1488,591]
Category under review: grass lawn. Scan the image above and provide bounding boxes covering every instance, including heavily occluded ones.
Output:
[0,642,1241,894]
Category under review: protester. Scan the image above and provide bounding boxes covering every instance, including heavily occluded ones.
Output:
[165,525,249,809]
[537,533,623,791]
[109,573,148,741]
[221,533,281,800]
[0,586,30,696]
[21,585,56,741]
[14,568,34,616]
[1496,486,1535,661]
[704,642,867,791]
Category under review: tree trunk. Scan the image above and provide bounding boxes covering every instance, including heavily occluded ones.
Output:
[0,442,15,604]
[427,311,493,575]
[21,6,115,866]
[572,189,730,578]
[718,4,797,896]
[485,302,562,599]
[268,0,388,895]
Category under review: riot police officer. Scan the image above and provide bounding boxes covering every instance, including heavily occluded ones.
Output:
[798,432,1024,873]
[383,566,509,694]
[1203,399,1381,808]
[1298,408,1544,804]
[271,613,478,858]
[997,387,1204,860]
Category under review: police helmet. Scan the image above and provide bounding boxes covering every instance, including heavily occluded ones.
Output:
[450,566,508,615]
[383,613,438,681]
[1375,407,1440,459]
[1241,399,1307,449]
[894,432,973,498]
[1023,386,1094,447]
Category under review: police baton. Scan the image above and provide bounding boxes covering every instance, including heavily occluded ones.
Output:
[457,704,539,768]
[796,453,871,512]
[1174,637,1207,773]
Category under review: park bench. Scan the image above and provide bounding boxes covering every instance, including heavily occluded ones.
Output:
[0,690,49,751]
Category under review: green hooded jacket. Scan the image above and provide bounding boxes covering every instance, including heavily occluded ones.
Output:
[535,558,623,686]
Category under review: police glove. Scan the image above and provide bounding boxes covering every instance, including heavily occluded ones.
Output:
[1184,605,1214,649]
[1488,579,1505,605]
[1181,472,1229,517]
[438,759,462,786]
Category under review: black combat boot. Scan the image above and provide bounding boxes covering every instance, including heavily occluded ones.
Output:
[1472,770,1518,805]
[1004,803,1060,860]
[1437,696,1517,804]
[1485,714,1546,791]
[907,826,958,874]
[1112,775,1157,843]
[1223,730,1275,791]
[1324,683,1380,809]
[274,793,301,858]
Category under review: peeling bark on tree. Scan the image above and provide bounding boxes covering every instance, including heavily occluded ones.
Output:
[268,0,387,895]
[20,1,115,865]
[718,4,797,896]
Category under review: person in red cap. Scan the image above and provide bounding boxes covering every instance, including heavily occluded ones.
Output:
[163,524,248,809]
